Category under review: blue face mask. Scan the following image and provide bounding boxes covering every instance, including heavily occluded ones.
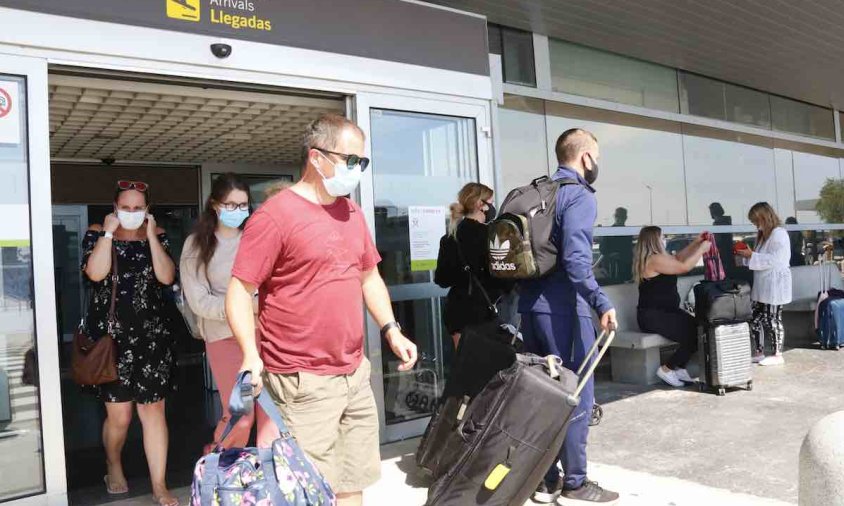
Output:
[219,208,249,228]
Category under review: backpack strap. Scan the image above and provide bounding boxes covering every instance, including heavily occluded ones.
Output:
[453,231,498,317]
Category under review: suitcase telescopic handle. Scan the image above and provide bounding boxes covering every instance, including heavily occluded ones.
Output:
[568,329,616,405]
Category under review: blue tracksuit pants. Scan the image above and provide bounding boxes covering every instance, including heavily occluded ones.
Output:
[521,312,595,490]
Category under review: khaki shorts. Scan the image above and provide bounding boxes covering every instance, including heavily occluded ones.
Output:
[263,358,381,493]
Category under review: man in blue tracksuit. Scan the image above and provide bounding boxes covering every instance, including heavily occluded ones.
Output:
[519,128,618,505]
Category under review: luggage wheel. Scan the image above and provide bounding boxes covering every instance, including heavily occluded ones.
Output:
[589,403,603,426]
[717,387,726,396]
[747,381,753,391]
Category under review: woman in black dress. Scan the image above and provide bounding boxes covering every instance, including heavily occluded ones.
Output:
[435,183,510,348]
[81,181,178,506]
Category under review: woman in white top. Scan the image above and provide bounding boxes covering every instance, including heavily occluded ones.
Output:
[736,202,792,366]
[180,173,276,452]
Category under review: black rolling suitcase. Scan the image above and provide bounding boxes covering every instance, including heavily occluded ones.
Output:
[416,320,521,478]
[426,330,615,506]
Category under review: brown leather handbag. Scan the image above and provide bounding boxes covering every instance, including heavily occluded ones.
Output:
[71,247,119,386]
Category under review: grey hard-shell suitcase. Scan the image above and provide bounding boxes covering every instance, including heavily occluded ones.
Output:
[698,322,753,396]
[426,330,615,506]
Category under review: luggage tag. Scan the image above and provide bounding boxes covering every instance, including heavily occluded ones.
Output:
[546,355,560,379]
[456,395,470,422]
[484,446,515,491]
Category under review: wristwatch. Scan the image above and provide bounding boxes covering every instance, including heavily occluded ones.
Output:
[380,321,402,339]
[102,231,114,239]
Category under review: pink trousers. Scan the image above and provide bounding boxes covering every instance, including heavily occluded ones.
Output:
[206,336,278,450]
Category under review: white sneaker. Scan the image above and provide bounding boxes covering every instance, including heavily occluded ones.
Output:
[759,355,785,366]
[752,353,765,364]
[656,367,684,387]
[674,368,695,383]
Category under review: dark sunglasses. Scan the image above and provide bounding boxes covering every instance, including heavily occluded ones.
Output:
[316,148,370,171]
[117,180,149,192]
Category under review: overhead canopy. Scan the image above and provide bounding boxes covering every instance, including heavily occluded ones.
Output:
[434,0,844,109]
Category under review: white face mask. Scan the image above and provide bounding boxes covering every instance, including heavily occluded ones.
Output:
[315,151,362,197]
[117,210,146,230]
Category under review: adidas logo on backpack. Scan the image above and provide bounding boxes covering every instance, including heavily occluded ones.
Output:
[489,236,511,261]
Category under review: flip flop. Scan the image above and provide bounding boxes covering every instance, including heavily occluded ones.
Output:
[152,494,180,506]
[104,475,129,495]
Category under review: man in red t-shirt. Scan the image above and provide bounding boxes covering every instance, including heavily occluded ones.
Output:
[226,114,418,505]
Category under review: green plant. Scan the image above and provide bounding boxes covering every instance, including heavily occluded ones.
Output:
[816,178,844,225]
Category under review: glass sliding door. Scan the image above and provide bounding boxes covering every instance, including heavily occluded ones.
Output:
[0,55,63,503]
[356,94,493,442]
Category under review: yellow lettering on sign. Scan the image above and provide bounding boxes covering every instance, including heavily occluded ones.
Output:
[210,8,272,31]
[167,0,201,22]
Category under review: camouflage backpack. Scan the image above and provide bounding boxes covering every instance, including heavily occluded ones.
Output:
[488,176,579,279]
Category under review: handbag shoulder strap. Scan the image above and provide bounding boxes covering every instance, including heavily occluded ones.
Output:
[453,231,498,316]
[107,247,119,332]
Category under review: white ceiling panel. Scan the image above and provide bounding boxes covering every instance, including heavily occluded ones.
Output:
[48,75,345,165]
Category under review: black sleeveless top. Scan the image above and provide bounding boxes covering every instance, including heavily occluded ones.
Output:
[638,273,680,311]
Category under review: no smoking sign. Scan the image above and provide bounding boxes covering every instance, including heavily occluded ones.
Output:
[0,80,21,145]
[0,87,11,118]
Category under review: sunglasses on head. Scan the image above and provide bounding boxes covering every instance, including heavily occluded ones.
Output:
[316,148,370,171]
[117,180,149,192]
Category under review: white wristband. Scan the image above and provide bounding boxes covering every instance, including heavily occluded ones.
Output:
[103,231,114,239]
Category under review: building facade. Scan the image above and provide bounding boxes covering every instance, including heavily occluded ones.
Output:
[0,1,842,504]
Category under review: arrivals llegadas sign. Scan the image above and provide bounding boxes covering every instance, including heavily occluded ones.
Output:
[0,0,488,76]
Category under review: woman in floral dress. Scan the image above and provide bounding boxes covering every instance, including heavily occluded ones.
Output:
[82,180,179,506]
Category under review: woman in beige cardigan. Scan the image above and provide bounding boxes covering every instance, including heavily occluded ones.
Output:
[181,173,277,452]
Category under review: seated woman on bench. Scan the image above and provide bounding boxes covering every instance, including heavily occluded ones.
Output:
[634,226,711,387]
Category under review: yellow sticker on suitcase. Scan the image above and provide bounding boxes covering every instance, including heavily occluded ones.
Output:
[484,464,511,490]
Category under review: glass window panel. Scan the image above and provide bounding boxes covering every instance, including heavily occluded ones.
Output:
[771,96,835,140]
[501,27,536,87]
[370,108,479,427]
[725,84,771,129]
[679,72,726,121]
[682,135,777,226]
[382,298,447,425]
[487,23,502,55]
[499,98,549,196]
[0,74,45,501]
[371,109,478,285]
[544,115,688,227]
[550,39,680,113]
[792,152,841,224]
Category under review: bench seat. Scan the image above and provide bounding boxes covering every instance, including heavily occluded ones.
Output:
[610,331,675,350]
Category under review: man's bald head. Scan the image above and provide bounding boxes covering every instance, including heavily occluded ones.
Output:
[555,128,598,166]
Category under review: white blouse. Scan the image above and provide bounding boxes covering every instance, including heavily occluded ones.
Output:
[748,227,792,306]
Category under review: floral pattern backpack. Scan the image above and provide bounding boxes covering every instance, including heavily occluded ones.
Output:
[191,372,336,506]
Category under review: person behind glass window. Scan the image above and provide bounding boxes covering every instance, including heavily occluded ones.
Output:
[81,181,179,506]
[599,207,633,283]
[180,173,278,454]
[634,226,710,387]
[709,202,738,275]
[785,217,806,266]
[735,202,792,366]
[434,183,509,349]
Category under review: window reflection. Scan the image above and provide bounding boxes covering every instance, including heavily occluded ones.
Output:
[592,228,844,287]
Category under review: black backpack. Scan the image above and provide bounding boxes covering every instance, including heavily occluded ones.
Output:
[488,176,579,279]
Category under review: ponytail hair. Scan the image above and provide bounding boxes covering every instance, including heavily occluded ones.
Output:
[448,182,493,236]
